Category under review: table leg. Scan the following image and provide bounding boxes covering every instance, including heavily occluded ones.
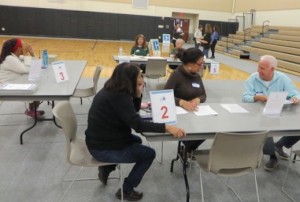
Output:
[19,101,61,145]
[170,141,190,202]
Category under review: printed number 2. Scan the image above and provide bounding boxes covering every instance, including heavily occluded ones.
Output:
[161,106,169,119]
[59,72,65,80]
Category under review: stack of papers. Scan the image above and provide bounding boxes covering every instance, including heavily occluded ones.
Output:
[0,83,38,95]
[221,104,249,113]
[194,106,218,116]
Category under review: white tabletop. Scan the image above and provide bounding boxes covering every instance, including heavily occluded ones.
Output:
[0,60,87,101]
[142,80,300,141]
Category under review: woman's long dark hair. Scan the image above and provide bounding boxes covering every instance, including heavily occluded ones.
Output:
[0,38,18,64]
[104,62,140,98]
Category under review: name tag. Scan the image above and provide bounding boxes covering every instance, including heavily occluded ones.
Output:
[192,83,200,88]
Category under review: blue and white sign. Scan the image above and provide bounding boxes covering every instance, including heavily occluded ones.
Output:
[162,34,171,44]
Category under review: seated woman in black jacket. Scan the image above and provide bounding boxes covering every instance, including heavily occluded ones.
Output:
[85,62,185,201]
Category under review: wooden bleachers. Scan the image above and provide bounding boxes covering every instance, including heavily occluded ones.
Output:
[215,24,300,75]
[250,42,300,56]
[260,38,300,49]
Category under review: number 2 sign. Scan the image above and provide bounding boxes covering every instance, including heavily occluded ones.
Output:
[52,61,69,83]
[150,89,177,124]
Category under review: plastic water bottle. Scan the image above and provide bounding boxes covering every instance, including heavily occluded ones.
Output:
[118,47,123,56]
[42,50,48,69]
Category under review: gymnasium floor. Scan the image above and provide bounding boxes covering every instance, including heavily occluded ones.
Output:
[1,36,300,202]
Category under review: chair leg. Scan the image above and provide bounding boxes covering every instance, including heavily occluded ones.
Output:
[282,153,296,202]
[199,168,204,202]
[226,177,242,202]
[253,169,260,202]
[80,97,83,105]
[118,164,124,202]
[59,166,84,202]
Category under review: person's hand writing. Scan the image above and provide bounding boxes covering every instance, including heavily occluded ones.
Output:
[190,98,200,106]
[165,125,186,138]
[179,99,198,111]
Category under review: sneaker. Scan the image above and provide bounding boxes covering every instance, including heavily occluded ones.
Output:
[264,159,279,171]
[25,109,44,119]
[98,165,116,185]
[275,145,290,160]
[115,189,143,201]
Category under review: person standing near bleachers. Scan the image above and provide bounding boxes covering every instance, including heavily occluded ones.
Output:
[242,55,300,171]
[210,25,219,59]
[200,24,212,58]
[194,25,203,49]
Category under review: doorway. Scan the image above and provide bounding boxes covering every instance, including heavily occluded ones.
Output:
[172,12,199,43]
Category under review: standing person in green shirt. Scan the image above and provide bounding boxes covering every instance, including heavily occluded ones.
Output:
[130,34,149,73]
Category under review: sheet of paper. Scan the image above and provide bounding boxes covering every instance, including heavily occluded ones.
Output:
[263,92,287,116]
[176,106,188,114]
[284,100,293,105]
[221,104,249,113]
[194,105,218,116]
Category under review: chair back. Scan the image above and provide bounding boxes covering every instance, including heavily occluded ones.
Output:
[145,58,167,79]
[53,101,93,166]
[208,131,268,176]
[92,66,102,95]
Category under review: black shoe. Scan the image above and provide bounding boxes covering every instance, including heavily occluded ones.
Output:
[264,159,279,171]
[210,56,215,59]
[275,145,290,160]
[115,189,143,201]
[98,165,116,185]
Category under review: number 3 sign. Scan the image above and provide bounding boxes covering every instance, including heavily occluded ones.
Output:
[150,89,177,124]
[52,61,69,83]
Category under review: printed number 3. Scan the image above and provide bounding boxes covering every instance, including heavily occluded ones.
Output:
[161,106,169,119]
[59,72,65,80]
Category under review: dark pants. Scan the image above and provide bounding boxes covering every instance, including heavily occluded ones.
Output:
[203,48,209,58]
[88,135,155,193]
[276,136,300,148]
[210,41,217,58]
[263,136,300,155]
[182,140,205,153]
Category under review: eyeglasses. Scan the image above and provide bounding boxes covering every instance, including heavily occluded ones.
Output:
[195,62,204,67]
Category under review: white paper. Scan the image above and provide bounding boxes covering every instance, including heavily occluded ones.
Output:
[0,83,38,94]
[284,100,293,105]
[176,106,188,114]
[210,62,220,74]
[194,105,218,116]
[1,83,35,90]
[52,61,69,83]
[28,59,42,81]
[263,92,288,116]
[150,89,177,124]
[221,104,249,113]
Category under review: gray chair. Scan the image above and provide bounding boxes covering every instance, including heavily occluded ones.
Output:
[194,131,269,202]
[282,149,300,202]
[145,58,167,79]
[52,101,124,201]
[73,66,102,105]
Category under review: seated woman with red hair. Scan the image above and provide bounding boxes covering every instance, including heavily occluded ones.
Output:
[0,38,44,119]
